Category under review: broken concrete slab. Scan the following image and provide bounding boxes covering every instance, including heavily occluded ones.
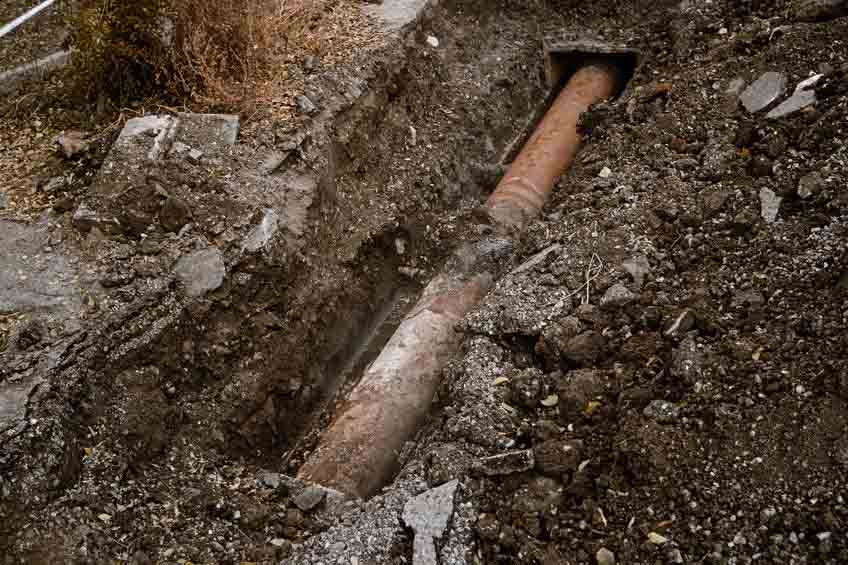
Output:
[176,113,240,149]
[767,89,816,119]
[740,72,787,113]
[174,247,225,297]
[402,480,459,565]
[363,0,431,32]
[0,219,82,316]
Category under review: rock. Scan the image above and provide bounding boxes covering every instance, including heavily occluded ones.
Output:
[296,95,318,115]
[174,248,225,298]
[187,148,204,164]
[798,171,823,199]
[402,480,458,565]
[533,439,583,476]
[292,485,326,511]
[426,35,440,48]
[643,400,680,423]
[558,369,605,422]
[243,209,280,252]
[535,316,582,363]
[702,189,730,218]
[55,131,89,159]
[760,187,782,223]
[562,331,606,366]
[510,368,544,409]
[159,196,192,232]
[791,0,848,22]
[740,72,787,113]
[767,89,816,119]
[664,309,695,338]
[259,472,281,489]
[600,283,636,310]
[674,157,699,171]
[622,255,651,289]
[472,450,535,476]
[597,547,616,565]
[177,112,240,147]
[750,155,774,178]
[0,190,6,209]
[668,548,684,563]
[599,166,612,178]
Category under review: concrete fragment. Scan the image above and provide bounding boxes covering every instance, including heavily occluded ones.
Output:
[176,112,240,147]
[292,485,326,511]
[472,450,535,476]
[402,480,459,565]
[766,89,816,119]
[363,0,430,32]
[296,95,317,115]
[174,248,225,297]
[740,72,787,113]
[242,209,280,252]
[600,283,635,310]
[760,187,782,223]
[597,547,616,565]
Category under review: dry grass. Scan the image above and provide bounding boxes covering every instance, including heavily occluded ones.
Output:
[70,0,385,113]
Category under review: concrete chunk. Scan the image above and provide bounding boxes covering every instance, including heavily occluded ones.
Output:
[740,72,787,113]
[174,248,225,297]
[403,480,459,565]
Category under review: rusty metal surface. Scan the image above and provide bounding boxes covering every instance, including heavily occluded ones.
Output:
[297,271,493,498]
[484,62,622,230]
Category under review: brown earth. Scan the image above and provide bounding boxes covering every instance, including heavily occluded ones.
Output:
[2,0,848,564]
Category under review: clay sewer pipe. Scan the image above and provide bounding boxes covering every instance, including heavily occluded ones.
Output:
[297,59,624,499]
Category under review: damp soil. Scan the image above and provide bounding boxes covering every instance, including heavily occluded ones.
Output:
[3,0,848,564]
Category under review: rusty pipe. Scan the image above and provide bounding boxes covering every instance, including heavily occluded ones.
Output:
[298,58,624,499]
[298,271,493,499]
[484,60,623,230]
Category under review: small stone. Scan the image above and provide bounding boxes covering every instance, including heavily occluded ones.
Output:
[160,196,192,232]
[242,209,280,252]
[621,255,651,289]
[72,204,107,233]
[0,191,7,210]
[740,72,787,113]
[702,189,730,218]
[558,369,605,422]
[42,176,67,194]
[472,450,534,476]
[296,95,317,115]
[599,166,612,178]
[270,538,288,547]
[643,400,680,423]
[259,472,281,489]
[798,172,823,199]
[760,187,782,223]
[668,548,684,563]
[534,439,583,476]
[596,547,616,565]
[600,283,636,310]
[56,131,89,159]
[292,485,326,511]
[562,331,606,366]
[187,148,204,164]
[174,247,225,298]
[426,35,440,48]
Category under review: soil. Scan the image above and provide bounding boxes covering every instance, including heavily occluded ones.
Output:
[2,0,848,564]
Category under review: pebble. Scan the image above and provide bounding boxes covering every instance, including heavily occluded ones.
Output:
[797,171,823,199]
[622,255,651,289]
[0,190,6,210]
[596,547,616,565]
[740,72,787,113]
[293,485,326,511]
[533,439,583,476]
[426,35,440,48]
[296,94,318,115]
[599,166,612,178]
[174,247,225,298]
[558,369,605,422]
[760,187,782,223]
[643,399,680,423]
[600,283,636,310]
[562,331,606,366]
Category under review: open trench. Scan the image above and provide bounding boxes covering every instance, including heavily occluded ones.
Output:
[2,1,583,559]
